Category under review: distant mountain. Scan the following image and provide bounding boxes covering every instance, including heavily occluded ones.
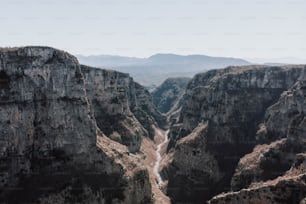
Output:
[77,54,250,87]
[76,55,145,67]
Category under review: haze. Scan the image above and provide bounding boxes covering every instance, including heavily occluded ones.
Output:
[0,0,305,63]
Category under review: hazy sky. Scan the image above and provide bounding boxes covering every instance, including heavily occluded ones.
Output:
[0,0,305,62]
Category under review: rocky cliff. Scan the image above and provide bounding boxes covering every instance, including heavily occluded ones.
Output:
[162,65,305,203]
[210,69,306,203]
[81,65,165,152]
[130,82,167,139]
[0,47,153,203]
[210,142,306,204]
[2,46,305,204]
[152,77,190,114]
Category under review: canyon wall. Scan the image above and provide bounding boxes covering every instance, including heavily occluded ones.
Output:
[152,77,190,114]
[210,69,306,203]
[1,46,305,204]
[162,65,305,203]
[81,65,165,152]
[0,47,152,203]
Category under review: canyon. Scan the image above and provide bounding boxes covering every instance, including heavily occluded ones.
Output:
[0,46,306,204]
[162,65,306,203]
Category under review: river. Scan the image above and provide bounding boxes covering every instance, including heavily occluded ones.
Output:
[153,130,169,188]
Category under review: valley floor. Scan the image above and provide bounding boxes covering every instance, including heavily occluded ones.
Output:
[140,127,171,204]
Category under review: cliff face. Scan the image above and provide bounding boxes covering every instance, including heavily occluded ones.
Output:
[211,70,306,203]
[0,47,152,203]
[2,46,305,204]
[162,65,304,203]
[129,82,167,139]
[210,149,306,204]
[152,77,190,114]
[256,70,306,143]
[210,171,306,204]
[81,65,166,148]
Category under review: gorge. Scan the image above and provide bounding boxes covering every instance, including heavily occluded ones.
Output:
[0,46,306,204]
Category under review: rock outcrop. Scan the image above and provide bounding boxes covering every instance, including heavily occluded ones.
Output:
[209,172,306,204]
[81,65,165,152]
[210,150,306,204]
[208,69,306,203]
[130,82,166,139]
[162,65,305,203]
[0,47,152,203]
[152,77,190,114]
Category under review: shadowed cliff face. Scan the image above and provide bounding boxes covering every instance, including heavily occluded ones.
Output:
[0,47,152,204]
[81,65,166,152]
[152,77,190,114]
[163,65,304,203]
[213,70,306,203]
[129,82,167,139]
[232,74,306,190]
[82,66,144,153]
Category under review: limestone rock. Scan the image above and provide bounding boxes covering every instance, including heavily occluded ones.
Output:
[0,47,152,204]
[163,122,223,202]
[209,173,306,204]
[81,64,166,151]
[230,69,306,190]
[129,82,167,139]
[164,65,304,203]
[210,152,306,203]
[152,77,190,114]
[81,65,146,152]
[256,69,306,143]
[230,138,296,191]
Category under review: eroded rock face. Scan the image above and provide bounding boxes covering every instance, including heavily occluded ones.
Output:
[129,82,167,139]
[163,123,223,202]
[210,151,306,204]
[81,65,166,151]
[0,47,152,204]
[152,77,190,114]
[163,65,304,203]
[230,138,295,191]
[256,70,306,143]
[209,173,306,204]
[212,69,306,203]
[81,65,145,152]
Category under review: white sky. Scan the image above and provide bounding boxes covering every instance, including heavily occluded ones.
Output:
[0,0,305,62]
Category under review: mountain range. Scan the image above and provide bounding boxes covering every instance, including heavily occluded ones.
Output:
[77,54,250,88]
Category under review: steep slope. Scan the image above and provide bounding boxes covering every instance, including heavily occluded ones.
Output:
[130,82,167,138]
[231,69,306,191]
[0,47,152,203]
[152,77,190,114]
[210,171,306,204]
[210,146,306,204]
[81,65,165,152]
[209,71,306,203]
[161,65,304,203]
